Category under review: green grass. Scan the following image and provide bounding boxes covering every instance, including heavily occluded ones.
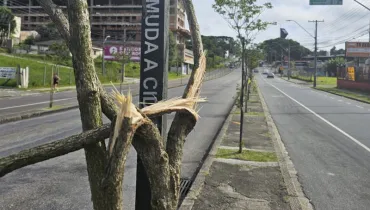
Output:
[233,109,241,114]
[315,87,370,104]
[0,53,142,88]
[216,148,277,162]
[0,53,192,88]
[41,105,64,111]
[168,72,186,80]
[291,75,312,82]
[246,111,264,116]
[316,77,337,85]
[0,48,8,53]
[291,75,337,86]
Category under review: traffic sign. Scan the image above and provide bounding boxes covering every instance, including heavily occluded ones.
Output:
[0,67,16,79]
[310,0,343,5]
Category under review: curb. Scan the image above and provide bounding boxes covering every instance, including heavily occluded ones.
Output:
[0,70,234,125]
[179,104,236,210]
[257,81,314,210]
[314,88,370,105]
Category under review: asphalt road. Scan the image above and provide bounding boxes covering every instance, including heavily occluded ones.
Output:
[0,69,229,120]
[0,68,240,210]
[256,67,370,210]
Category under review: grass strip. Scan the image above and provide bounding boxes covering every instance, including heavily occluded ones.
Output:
[216,148,277,162]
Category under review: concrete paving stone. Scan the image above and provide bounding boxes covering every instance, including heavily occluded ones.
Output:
[223,114,274,151]
[192,162,291,210]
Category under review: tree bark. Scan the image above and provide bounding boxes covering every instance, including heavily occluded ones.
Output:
[132,123,175,210]
[36,0,70,47]
[0,124,110,177]
[66,1,111,209]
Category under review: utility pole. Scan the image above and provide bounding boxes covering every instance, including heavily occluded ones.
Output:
[309,20,324,88]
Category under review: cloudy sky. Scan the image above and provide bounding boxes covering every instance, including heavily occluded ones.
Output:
[193,0,370,52]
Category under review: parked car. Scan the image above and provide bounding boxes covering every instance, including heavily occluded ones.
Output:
[267,72,275,78]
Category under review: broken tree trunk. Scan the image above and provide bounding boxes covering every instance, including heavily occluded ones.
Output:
[165,0,205,206]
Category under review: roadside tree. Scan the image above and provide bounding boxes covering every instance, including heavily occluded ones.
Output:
[213,0,272,153]
[0,0,205,210]
[0,6,16,45]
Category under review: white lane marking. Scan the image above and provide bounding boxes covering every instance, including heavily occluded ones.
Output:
[338,100,343,102]
[264,79,370,153]
[330,97,335,99]
[356,105,364,109]
[327,172,335,176]
[0,97,75,111]
[347,102,351,105]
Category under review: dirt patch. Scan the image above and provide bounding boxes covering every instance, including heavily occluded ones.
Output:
[222,115,274,151]
[193,162,291,210]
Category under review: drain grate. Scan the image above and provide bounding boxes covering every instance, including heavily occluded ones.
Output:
[179,178,192,200]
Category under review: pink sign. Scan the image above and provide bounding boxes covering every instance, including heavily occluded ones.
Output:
[104,45,141,62]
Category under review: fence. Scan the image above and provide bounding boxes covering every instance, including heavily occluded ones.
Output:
[204,67,234,81]
[337,66,370,91]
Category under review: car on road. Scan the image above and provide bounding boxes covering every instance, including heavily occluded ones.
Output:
[262,70,269,75]
[267,72,274,78]
[253,69,259,73]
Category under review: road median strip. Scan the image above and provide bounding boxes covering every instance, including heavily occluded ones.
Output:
[181,78,310,210]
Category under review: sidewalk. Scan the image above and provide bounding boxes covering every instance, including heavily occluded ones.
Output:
[181,81,311,210]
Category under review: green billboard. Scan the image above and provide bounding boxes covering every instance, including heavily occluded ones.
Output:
[310,0,343,5]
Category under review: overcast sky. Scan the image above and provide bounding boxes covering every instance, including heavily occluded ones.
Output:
[193,0,370,52]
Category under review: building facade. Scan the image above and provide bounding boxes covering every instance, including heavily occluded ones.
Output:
[3,0,193,69]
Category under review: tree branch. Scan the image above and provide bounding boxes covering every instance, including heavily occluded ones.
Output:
[166,0,205,205]
[36,0,71,47]
[0,124,110,177]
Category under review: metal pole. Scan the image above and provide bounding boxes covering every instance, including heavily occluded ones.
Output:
[120,29,126,94]
[239,38,245,154]
[102,28,105,75]
[288,42,291,80]
[314,20,317,87]
[43,66,46,86]
[49,66,54,108]
[7,22,10,39]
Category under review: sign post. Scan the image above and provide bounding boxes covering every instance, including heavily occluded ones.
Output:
[136,0,169,209]
[345,42,370,57]
[310,0,343,5]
